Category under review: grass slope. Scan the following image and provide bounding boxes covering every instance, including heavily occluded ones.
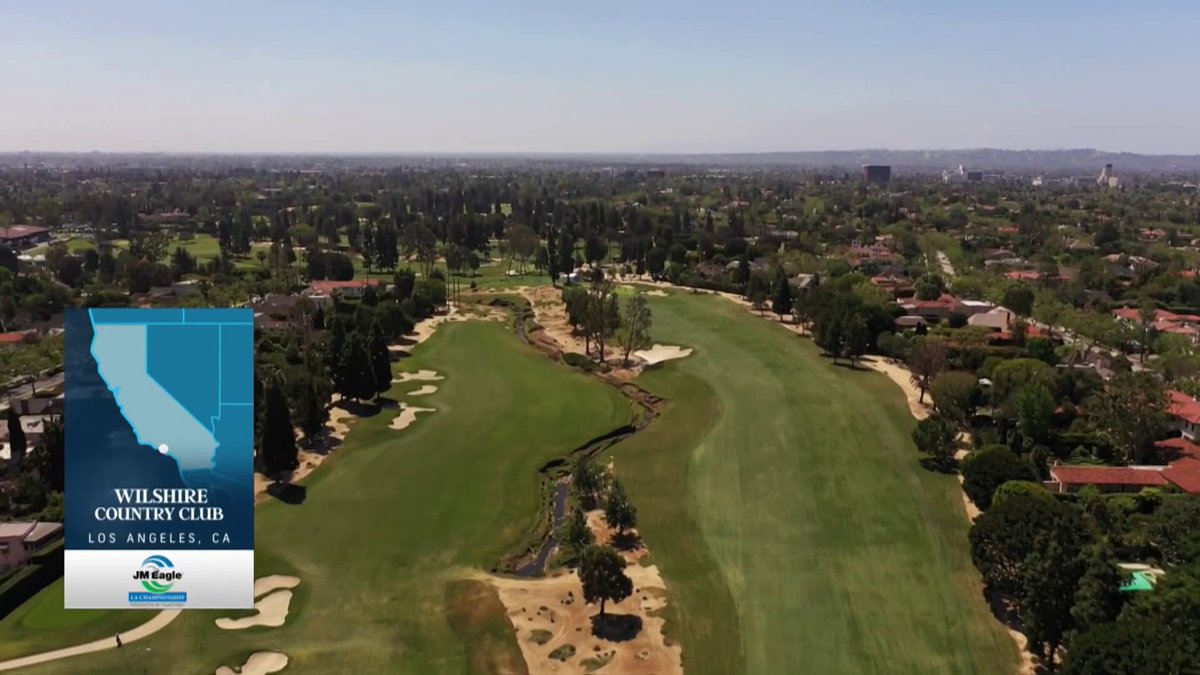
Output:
[613,294,1019,675]
[13,320,631,674]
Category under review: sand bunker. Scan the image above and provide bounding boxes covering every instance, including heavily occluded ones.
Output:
[215,652,289,675]
[215,590,294,630]
[406,384,438,396]
[478,509,682,675]
[633,344,693,365]
[393,369,444,383]
[644,289,669,297]
[215,576,300,631]
[389,404,436,430]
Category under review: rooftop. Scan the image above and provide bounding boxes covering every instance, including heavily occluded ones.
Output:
[1049,464,1170,488]
[1162,458,1200,494]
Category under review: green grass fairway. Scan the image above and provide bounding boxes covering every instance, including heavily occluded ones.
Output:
[0,580,152,660]
[612,293,1019,675]
[11,320,632,674]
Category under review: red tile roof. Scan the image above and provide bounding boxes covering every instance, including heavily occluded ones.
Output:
[1005,270,1042,281]
[1155,437,1200,460]
[309,279,381,295]
[0,333,29,344]
[1162,458,1200,494]
[0,225,49,241]
[1050,465,1169,488]
[1168,390,1200,425]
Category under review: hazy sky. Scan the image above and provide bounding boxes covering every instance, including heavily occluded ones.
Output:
[3,1,1198,154]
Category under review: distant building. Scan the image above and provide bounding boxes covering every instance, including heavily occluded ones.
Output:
[0,225,50,250]
[0,521,63,572]
[966,171,984,182]
[862,165,891,186]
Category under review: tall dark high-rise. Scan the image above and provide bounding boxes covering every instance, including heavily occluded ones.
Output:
[862,165,891,186]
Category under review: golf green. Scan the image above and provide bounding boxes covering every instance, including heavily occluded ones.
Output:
[611,293,1020,675]
[8,320,632,674]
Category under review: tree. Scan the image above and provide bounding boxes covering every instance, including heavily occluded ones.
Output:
[28,415,64,492]
[1149,497,1200,565]
[770,267,793,319]
[296,371,330,443]
[617,295,652,366]
[1070,544,1125,636]
[560,506,595,556]
[258,374,299,479]
[572,457,605,508]
[962,446,1036,510]
[915,273,944,301]
[336,332,376,402]
[578,545,633,617]
[1022,532,1086,671]
[969,493,1088,595]
[1016,383,1055,444]
[7,407,26,471]
[506,223,539,273]
[604,478,638,537]
[991,480,1054,508]
[908,338,948,404]
[930,370,978,423]
[368,320,392,398]
[1002,283,1036,317]
[912,413,958,469]
[1088,371,1168,464]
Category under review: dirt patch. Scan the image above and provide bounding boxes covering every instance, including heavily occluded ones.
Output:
[215,652,289,675]
[389,404,436,431]
[633,344,692,366]
[474,509,681,675]
[215,590,295,630]
[405,384,439,396]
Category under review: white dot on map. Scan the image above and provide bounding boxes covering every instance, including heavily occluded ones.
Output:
[158,444,169,454]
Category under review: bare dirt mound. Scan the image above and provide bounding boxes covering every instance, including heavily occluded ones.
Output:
[215,652,288,675]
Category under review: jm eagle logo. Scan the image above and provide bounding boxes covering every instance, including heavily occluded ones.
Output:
[129,555,187,605]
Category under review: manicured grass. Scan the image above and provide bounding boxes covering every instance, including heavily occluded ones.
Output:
[15,321,632,674]
[0,579,151,660]
[611,294,1020,675]
[444,580,529,675]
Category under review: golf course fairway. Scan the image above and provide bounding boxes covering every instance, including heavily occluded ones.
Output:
[611,292,1020,675]
[7,320,632,674]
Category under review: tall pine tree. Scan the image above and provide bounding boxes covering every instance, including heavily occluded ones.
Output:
[258,373,299,479]
[368,320,392,398]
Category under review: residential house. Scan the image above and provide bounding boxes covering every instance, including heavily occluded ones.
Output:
[0,521,63,572]
[1168,390,1200,440]
[305,279,383,303]
[1048,464,1171,494]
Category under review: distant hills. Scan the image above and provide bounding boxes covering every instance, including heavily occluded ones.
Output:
[3,148,1200,174]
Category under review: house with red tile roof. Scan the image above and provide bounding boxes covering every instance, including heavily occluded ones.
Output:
[1049,464,1170,493]
[305,279,383,301]
[1168,390,1200,440]
[1162,458,1200,494]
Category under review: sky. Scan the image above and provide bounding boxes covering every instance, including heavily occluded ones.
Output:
[2,1,1199,154]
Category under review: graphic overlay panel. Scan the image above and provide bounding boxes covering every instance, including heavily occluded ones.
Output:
[65,309,254,609]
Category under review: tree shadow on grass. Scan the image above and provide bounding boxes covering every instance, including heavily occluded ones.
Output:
[919,457,960,475]
[610,531,643,552]
[590,613,643,642]
[340,398,393,417]
[267,482,307,505]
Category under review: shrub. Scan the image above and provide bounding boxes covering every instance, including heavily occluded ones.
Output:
[962,445,1036,510]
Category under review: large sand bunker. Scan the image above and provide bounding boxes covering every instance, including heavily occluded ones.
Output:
[215,652,289,675]
[389,404,436,430]
[215,576,300,631]
[406,384,438,396]
[633,344,693,365]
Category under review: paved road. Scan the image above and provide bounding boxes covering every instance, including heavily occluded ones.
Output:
[0,610,180,672]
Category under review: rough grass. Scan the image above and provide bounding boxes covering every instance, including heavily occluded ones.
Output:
[12,321,630,674]
[445,580,529,675]
[611,293,1021,675]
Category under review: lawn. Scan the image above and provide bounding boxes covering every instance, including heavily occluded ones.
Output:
[611,293,1020,675]
[10,320,633,674]
[0,579,152,661]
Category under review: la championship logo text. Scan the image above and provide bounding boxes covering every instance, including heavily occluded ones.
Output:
[127,555,188,606]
